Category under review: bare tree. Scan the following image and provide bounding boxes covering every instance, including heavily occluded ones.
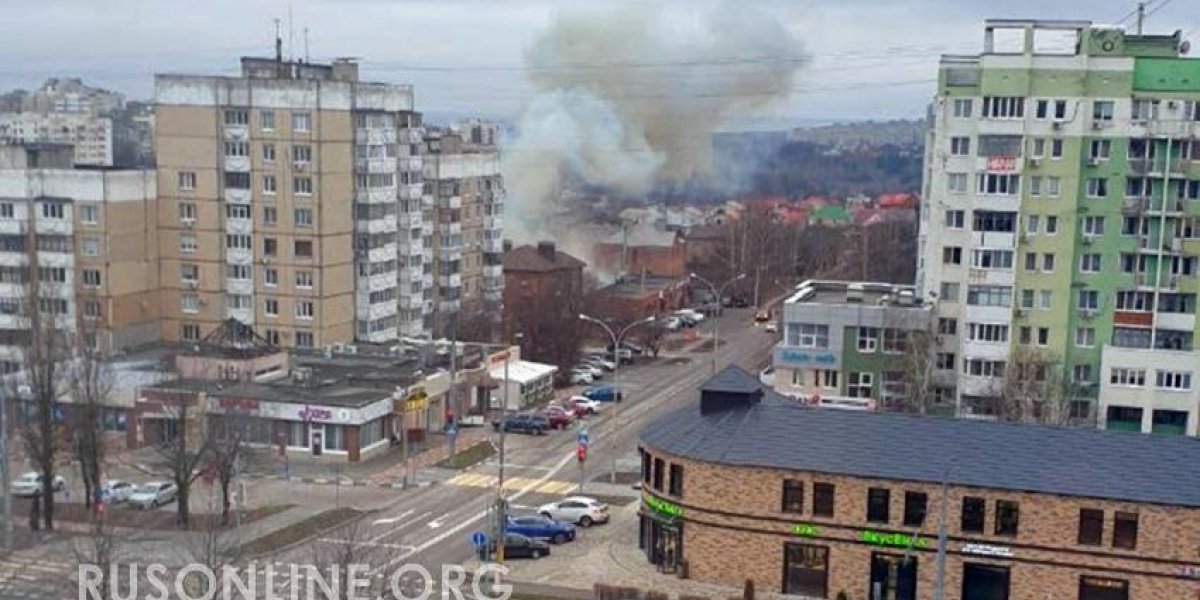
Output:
[181,487,242,597]
[992,348,1078,426]
[156,394,213,529]
[509,286,584,381]
[70,516,123,600]
[68,305,112,510]
[204,416,247,526]
[310,518,399,599]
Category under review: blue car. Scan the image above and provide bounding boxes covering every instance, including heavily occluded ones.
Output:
[506,515,576,544]
[582,385,623,402]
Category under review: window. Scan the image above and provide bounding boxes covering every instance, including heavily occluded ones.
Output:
[1054,100,1067,120]
[294,177,313,195]
[296,300,314,320]
[294,240,313,258]
[1089,139,1112,160]
[947,173,968,193]
[1154,370,1192,391]
[936,352,956,370]
[225,204,250,220]
[790,370,804,387]
[1025,215,1039,234]
[178,202,196,223]
[1109,368,1146,387]
[225,234,251,250]
[1018,326,1032,345]
[782,479,804,513]
[260,110,275,131]
[181,324,201,342]
[812,483,835,517]
[296,270,314,288]
[783,544,828,599]
[83,300,101,320]
[181,293,200,313]
[1075,327,1095,347]
[180,233,197,253]
[668,464,683,497]
[1080,254,1101,273]
[224,141,249,157]
[967,323,1008,343]
[263,175,277,195]
[973,211,1016,232]
[982,96,1025,119]
[226,264,251,280]
[1019,289,1034,309]
[1035,99,1048,119]
[902,492,927,527]
[293,144,312,164]
[1083,216,1105,237]
[963,359,1005,377]
[181,263,199,283]
[882,329,908,353]
[977,173,1020,195]
[1046,177,1061,197]
[1078,290,1099,310]
[1073,364,1094,385]
[1078,509,1103,545]
[1028,175,1042,196]
[81,268,101,288]
[291,112,312,132]
[966,285,1011,307]
[264,268,278,287]
[40,203,64,220]
[226,294,252,310]
[939,282,959,302]
[264,298,278,317]
[294,208,313,227]
[1086,178,1109,198]
[937,318,957,335]
[1031,138,1045,158]
[994,500,1019,536]
[0,203,12,219]
[1024,252,1037,271]
[1112,512,1138,550]
[641,451,652,484]
[943,246,962,265]
[847,372,873,398]
[950,136,971,156]
[819,369,839,389]
[1092,100,1114,121]
[1042,253,1056,273]
[1079,577,1128,600]
[1046,215,1058,234]
[652,457,664,490]
[857,327,879,352]
[944,210,965,228]
[787,323,829,349]
[178,171,196,191]
[866,488,890,523]
[971,249,1013,269]
[224,109,248,125]
[1050,138,1064,159]
[1131,99,1159,121]
[262,143,275,162]
[263,206,277,226]
[224,172,250,189]
[952,98,973,118]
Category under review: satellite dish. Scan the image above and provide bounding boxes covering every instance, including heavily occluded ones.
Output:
[1181,40,1191,55]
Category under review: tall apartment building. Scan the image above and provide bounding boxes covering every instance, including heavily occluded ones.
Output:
[423,120,504,336]
[155,56,427,349]
[918,20,1200,432]
[0,112,115,166]
[0,144,159,368]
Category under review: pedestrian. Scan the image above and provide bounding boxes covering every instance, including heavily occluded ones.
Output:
[28,497,40,531]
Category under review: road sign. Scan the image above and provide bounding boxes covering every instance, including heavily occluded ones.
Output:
[471,531,488,547]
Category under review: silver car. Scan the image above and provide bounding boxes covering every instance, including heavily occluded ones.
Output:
[538,496,610,527]
[128,482,178,509]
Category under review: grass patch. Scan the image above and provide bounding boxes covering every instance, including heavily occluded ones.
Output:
[236,507,364,557]
[436,441,496,470]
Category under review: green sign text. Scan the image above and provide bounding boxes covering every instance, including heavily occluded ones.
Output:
[792,523,819,537]
[644,496,683,518]
[861,529,927,549]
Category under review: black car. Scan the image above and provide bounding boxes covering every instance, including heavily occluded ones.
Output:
[491,413,549,435]
[488,533,551,559]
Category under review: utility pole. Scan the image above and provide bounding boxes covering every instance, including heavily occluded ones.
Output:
[579,314,655,483]
[447,315,458,460]
[934,471,950,600]
[1136,2,1146,35]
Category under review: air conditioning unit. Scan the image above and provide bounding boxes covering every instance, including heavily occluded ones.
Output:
[1082,237,1093,245]
[1028,158,1041,168]
[260,257,271,264]
[1091,121,1104,130]
[294,161,308,171]
[1167,100,1178,109]
[182,219,195,228]
[185,280,198,289]
[1081,309,1097,319]
[1015,308,1029,317]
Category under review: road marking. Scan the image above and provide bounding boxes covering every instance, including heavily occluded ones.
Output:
[316,538,416,551]
[446,473,575,495]
[367,510,432,544]
[426,512,450,529]
[373,508,415,526]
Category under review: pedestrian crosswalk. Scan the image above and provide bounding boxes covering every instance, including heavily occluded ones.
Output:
[0,555,70,583]
[446,472,577,495]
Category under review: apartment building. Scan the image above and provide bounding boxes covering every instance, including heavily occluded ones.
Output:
[423,120,504,336]
[155,56,427,349]
[917,20,1200,428]
[0,112,115,166]
[0,144,159,365]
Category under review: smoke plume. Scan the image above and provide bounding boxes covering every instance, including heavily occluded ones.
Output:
[502,0,806,244]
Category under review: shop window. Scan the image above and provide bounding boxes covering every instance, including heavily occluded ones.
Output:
[870,553,917,600]
[961,497,985,533]
[961,563,1010,600]
[995,500,1019,536]
[782,479,804,513]
[783,544,828,598]
[668,464,683,497]
[812,483,835,518]
[1112,512,1138,550]
[1077,508,1103,545]
[903,491,927,527]
[1079,576,1128,600]
[641,450,652,484]
[867,488,890,523]
[652,457,664,491]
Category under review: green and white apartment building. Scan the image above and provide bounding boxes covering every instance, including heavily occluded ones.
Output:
[916,19,1200,435]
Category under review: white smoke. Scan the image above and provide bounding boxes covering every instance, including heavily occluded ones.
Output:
[502,0,806,244]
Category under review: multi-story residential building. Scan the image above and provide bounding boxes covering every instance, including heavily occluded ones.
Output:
[155,55,426,349]
[0,112,115,166]
[423,120,503,336]
[772,280,937,411]
[918,20,1200,428]
[0,144,159,364]
[0,77,125,116]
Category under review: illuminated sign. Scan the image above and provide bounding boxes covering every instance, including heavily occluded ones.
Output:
[861,529,927,549]
[792,523,819,537]
[779,350,837,365]
[644,496,682,518]
[962,543,1013,558]
[217,397,260,412]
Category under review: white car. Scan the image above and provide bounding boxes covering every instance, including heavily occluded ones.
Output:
[569,370,594,385]
[764,322,778,333]
[538,496,610,527]
[11,472,65,497]
[583,356,616,371]
[100,480,135,504]
[128,482,178,509]
[676,309,705,325]
[665,316,683,331]
[567,396,604,414]
[574,363,604,379]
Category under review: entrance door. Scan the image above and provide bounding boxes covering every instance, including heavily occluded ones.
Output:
[869,553,917,600]
[783,543,828,598]
[962,563,1010,600]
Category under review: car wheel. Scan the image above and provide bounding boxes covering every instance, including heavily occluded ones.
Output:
[579,515,593,527]
[540,511,553,519]
[530,549,541,559]
[552,533,566,544]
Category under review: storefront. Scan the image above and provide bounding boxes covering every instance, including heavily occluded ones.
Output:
[783,543,828,598]
[638,496,683,574]
[962,563,1010,600]
[869,553,918,600]
[204,395,394,462]
[488,359,557,410]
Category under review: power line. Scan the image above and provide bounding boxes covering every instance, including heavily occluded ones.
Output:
[1144,0,1176,20]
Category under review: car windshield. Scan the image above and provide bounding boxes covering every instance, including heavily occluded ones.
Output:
[16,474,38,482]
[135,485,160,494]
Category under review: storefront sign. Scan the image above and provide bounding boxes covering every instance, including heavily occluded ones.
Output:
[962,543,1013,558]
[1182,565,1200,579]
[402,390,428,413]
[792,523,819,538]
[779,349,837,366]
[861,529,927,550]
[299,406,334,422]
[217,397,260,413]
[644,496,683,518]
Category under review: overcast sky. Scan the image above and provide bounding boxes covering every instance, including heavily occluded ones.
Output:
[0,0,1195,127]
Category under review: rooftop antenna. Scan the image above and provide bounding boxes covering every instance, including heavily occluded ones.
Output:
[274,19,282,64]
[303,27,310,63]
[288,3,294,61]
[1136,2,1145,35]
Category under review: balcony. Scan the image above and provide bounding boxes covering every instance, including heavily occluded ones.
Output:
[356,158,394,174]
[422,273,433,288]
[358,326,397,344]
[224,155,251,173]
[483,289,503,303]
[482,238,503,253]
[0,220,25,236]
[401,157,423,172]
[225,247,253,264]
[0,252,28,267]
[1147,120,1197,138]
[224,124,249,141]
[355,187,396,204]
[439,273,462,288]
[364,244,398,264]
[224,188,252,204]
[440,245,463,261]
[225,216,252,235]
[359,272,396,293]
[34,219,72,236]
[439,196,462,210]
[442,222,462,236]
[439,299,462,313]
[421,220,433,235]
[399,239,424,256]
[398,319,425,339]
[397,211,423,229]
[36,251,73,268]
[484,215,503,231]
[355,299,398,320]
[356,215,398,235]
[356,128,396,145]
[399,183,424,201]
[400,294,423,310]
[483,264,503,279]
[1156,312,1196,332]
[421,194,434,209]
[400,266,422,283]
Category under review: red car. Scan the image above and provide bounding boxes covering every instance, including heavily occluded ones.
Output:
[541,406,577,429]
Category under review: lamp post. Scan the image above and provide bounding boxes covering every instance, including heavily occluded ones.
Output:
[579,313,656,483]
[688,272,746,374]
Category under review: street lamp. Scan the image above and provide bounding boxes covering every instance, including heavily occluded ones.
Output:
[688,272,746,374]
[578,313,656,484]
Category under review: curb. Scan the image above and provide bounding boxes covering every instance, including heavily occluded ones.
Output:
[241,473,438,490]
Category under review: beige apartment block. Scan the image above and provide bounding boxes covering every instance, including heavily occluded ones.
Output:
[155,57,425,348]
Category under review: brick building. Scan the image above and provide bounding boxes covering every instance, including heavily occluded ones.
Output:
[638,367,1200,600]
[594,223,686,279]
[501,241,585,307]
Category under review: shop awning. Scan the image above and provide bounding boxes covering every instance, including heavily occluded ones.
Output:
[489,360,558,385]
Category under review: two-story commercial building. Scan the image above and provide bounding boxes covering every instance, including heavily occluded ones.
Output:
[639,367,1200,600]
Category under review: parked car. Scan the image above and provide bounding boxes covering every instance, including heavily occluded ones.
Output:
[582,384,623,402]
[100,480,135,504]
[541,406,576,429]
[754,310,771,322]
[538,496,610,527]
[764,322,778,333]
[492,413,550,435]
[569,369,594,385]
[506,515,576,544]
[759,366,775,387]
[128,481,178,509]
[665,316,683,331]
[11,472,65,497]
[488,533,551,559]
[609,347,634,365]
[676,309,705,325]
[550,399,589,418]
[567,395,604,414]
[583,355,616,371]
[607,342,644,356]
[573,363,604,379]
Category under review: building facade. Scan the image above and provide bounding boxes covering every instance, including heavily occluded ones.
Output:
[917,20,1200,427]
[0,144,159,363]
[772,280,938,411]
[639,367,1200,600]
[155,56,427,349]
[0,112,115,166]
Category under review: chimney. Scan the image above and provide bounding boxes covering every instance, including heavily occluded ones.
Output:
[502,239,513,253]
[537,241,556,262]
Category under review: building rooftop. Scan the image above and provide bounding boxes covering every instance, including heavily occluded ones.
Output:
[641,367,1200,508]
[601,223,678,248]
[148,376,389,409]
[784,279,924,308]
[503,243,586,273]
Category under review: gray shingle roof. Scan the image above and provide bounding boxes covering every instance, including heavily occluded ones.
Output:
[640,368,1200,507]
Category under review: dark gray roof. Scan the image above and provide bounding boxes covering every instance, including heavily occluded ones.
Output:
[640,368,1200,508]
[700,365,762,395]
